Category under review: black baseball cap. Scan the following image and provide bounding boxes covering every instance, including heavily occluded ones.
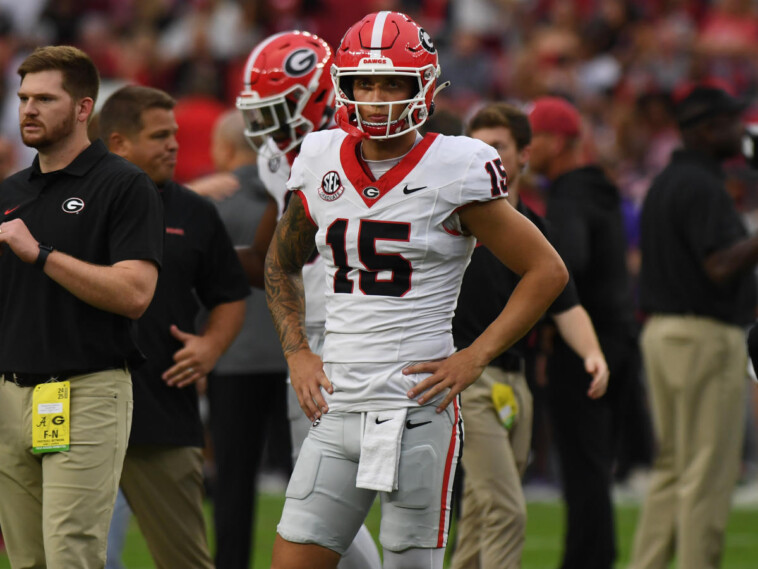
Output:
[673,81,748,128]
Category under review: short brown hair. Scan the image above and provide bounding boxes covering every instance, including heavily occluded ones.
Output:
[214,110,251,153]
[99,85,176,140]
[18,45,100,103]
[467,103,532,151]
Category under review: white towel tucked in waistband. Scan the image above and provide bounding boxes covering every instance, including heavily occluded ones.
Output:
[356,408,407,492]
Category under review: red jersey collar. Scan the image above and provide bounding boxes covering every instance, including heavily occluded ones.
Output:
[339,133,438,207]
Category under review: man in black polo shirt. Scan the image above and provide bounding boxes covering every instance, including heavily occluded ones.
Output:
[528,96,638,569]
[630,84,753,569]
[100,85,248,569]
[452,102,609,569]
[0,47,163,568]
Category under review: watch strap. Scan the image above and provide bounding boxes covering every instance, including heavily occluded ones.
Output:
[35,243,54,270]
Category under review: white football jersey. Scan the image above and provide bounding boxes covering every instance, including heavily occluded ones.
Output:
[258,143,326,325]
[287,130,508,410]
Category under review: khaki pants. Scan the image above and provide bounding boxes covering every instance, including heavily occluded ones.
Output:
[120,445,214,569]
[451,366,533,569]
[0,369,132,569]
[630,315,746,569]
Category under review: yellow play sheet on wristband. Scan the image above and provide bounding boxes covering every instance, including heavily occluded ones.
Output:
[32,381,70,453]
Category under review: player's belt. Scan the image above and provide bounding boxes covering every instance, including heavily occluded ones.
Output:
[492,353,524,372]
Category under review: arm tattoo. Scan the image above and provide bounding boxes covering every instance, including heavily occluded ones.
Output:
[264,193,318,357]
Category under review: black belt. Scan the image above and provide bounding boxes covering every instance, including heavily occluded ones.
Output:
[491,352,524,372]
[1,367,124,388]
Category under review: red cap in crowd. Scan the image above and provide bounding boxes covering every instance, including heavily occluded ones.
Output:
[528,96,581,137]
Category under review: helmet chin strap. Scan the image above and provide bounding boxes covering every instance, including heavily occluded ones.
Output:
[336,106,370,139]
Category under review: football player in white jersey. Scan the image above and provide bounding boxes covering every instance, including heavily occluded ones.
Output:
[235,31,382,569]
[236,30,331,388]
[264,12,568,569]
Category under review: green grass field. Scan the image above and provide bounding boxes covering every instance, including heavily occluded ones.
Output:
[2,495,758,568]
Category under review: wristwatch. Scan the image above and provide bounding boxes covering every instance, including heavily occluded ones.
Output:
[35,243,54,269]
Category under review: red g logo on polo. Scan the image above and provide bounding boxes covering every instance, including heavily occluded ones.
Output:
[62,197,85,214]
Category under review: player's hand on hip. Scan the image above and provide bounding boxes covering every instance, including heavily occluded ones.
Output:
[584,352,609,399]
[0,219,40,263]
[287,349,332,422]
[404,348,486,413]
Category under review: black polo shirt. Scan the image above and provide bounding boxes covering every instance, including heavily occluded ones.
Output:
[639,149,756,326]
[453,199,579,364]
[0,140,163,374]
[129,181,250,447]
[546,165,635,335]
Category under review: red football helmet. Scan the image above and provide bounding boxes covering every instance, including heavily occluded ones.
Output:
[332,11,442,139]
[236,31,335,157]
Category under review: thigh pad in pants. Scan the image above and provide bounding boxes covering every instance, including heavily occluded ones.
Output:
[277,413,375,555]
[380,403,460,552]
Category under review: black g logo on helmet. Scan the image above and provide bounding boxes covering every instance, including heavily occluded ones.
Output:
[419,29,436,54]
[284,49,318,77]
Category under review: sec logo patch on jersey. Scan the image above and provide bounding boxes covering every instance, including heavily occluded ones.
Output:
[319,171,344,201]
[268,156,281,173]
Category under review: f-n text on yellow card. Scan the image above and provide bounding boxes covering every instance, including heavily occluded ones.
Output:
[32,381,70,453]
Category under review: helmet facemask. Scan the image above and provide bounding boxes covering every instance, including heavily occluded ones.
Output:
[332,64,439,139]
[237,84,316,158]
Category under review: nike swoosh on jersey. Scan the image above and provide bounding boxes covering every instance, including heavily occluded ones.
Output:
[4,205,20,215]
[375,417,392,424]
[405,420,432,429]
[402,184,427,194]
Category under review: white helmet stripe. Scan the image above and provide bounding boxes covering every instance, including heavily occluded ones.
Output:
[242,31,289,88]
[370,11,391,57]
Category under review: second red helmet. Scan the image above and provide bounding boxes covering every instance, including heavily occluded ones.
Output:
[237,31,335,157]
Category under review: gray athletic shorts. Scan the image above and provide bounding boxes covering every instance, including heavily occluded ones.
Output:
[276,400,463,554]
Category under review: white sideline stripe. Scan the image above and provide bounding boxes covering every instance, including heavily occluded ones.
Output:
[370,11,390,57]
